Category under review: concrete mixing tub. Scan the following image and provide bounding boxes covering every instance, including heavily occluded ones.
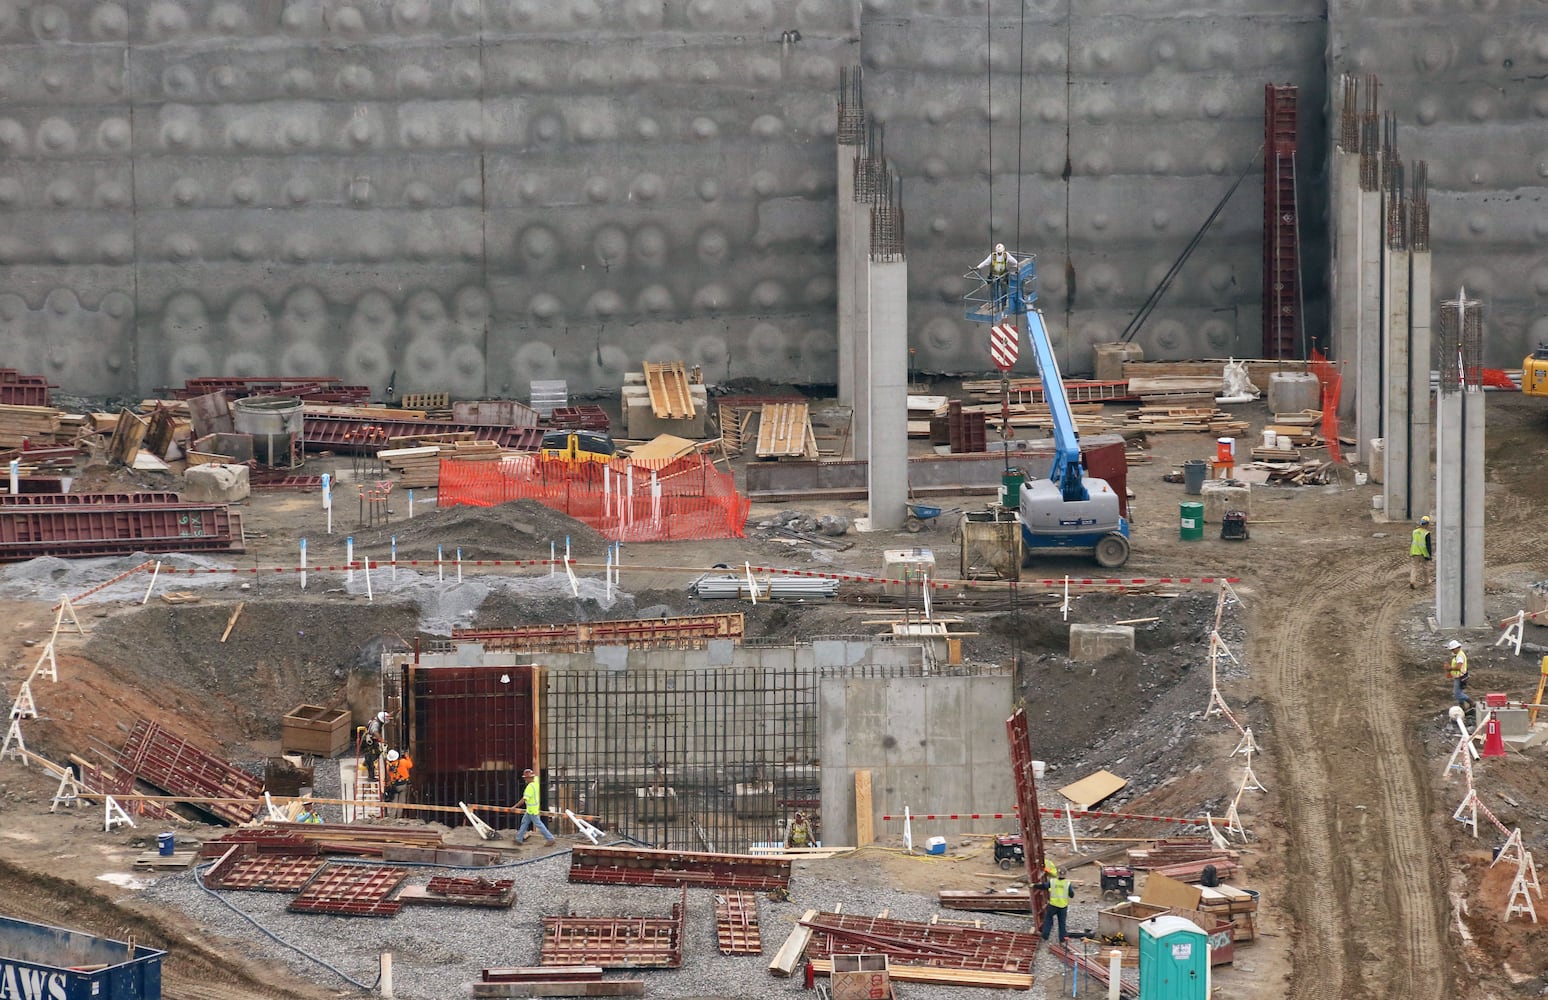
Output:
[0,915,165,999]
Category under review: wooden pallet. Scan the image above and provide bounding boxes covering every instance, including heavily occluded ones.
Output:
[400,392,450,409]
[643,361,694,419]
[755,402,817,459]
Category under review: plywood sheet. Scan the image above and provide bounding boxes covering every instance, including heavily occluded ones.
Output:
[628,434,697,467]
[1057,769,1127,810]
[1141,872,1203,911]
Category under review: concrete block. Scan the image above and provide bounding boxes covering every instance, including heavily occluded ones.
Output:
[882,548,934,597]
[182,463,249,503]
[1093,342,1144,383]
[1266,372,1321,414]
[1368,437,1385,484]
[1199,480,1250,523]
[1497,707,1529,738]
[1069,624,1136,662]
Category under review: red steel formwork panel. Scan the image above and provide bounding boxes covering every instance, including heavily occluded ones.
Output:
[0,492,182,506]
[547,405,610,431]
[804,912,1041,974]
[568,845,791,891]
[1263,84,1301,359]
[540,888,686,969]
[407,664,537,824]
[0,503,244,561]
[288,863,407,917]
[452,612,744,653]
[117,719,264,825]
[1007,708,1049,927]
[303,414,543,453]
[176,377,370,404]
[205,850,325,893]
[714,890,762,955]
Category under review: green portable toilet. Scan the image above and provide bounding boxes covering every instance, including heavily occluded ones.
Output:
[1138,915,1209,1000]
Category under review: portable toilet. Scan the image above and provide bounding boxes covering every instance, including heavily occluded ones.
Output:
[1138,914,1209,1000]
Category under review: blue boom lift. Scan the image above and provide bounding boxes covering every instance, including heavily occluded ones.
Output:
[965,254,1131,568]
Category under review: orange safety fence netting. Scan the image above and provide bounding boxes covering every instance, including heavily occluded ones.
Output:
[1309,349,1343,466]
[1481,368,1519,391]
[436,454,751,543]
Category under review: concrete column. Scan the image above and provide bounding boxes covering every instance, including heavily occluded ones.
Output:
[1435,389,1486,628]
[1408,250,1433,520]
[836,144,856,408]
[850,196,872,460]
[867,257,908,530]
[1381,247,1410,519]
[1355,186,1382,466]
[1331,151,1361,422]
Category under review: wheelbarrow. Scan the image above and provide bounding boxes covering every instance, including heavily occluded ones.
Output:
[904,502,943,533]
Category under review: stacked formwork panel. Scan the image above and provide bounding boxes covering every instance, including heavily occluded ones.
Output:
[1263,85,1301,360]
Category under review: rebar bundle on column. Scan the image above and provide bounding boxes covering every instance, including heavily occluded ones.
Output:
[1438,289,1484,393]
[837,66,865,145]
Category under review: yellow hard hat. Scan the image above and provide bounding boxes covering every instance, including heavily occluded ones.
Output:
[1420,515,1432,525]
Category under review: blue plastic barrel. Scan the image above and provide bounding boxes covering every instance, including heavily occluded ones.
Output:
[157,832,174,856]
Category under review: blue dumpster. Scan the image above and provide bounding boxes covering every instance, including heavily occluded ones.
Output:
[0,914,164,999]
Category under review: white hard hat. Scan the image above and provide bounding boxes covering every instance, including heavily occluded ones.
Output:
[995,243,1006,253]
[386,749,400,762]
[1447,640,1462,650]
[376,711,390,723]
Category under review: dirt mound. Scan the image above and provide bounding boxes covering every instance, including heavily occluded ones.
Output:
[82,600,422,747]
[352,498,610,563]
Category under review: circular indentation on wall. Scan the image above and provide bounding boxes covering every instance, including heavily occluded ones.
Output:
[38,118,75,152]
[693,334,729,371]
[450,0,481,29]
[346,116,375,146]
[636,285,674,313]
[520,225,559,266]
[99,232,132,262]
[1147,151,1174,174]
[1466,93,1493,122]
[749,280,786,309]
[161,118,195,149]
[691,116,719,140]
[330,5,366,34]
[804,275,836,304]
[1151,37,1177,65]
[162,64,198,99]
[281,67,316,95]
[696,228,730,265]
[1462,160,1493,187]
[404,120,433,146]
[146,1,189,39]
[1203,152,1229,174]
[629,173,664,203]
[747,322,786,366]
[453,286,490,326]
[750,170,778,197]
[1082,151,1112,176]
[528,293,562,321]
[209,66,240,93]
[397,65,433,93]
[751,114,784,139]
[1086,263,1120,295]
[280,341,331,379]
[1202,319,1233,351]
[0,177,19,206]
[284,178,313,205]
[1467,212,1490,235]
[922,317,961,352]
[456,177,481,204]
[46,236,72,263]
[229,176,259,205]
[168,345,214,380]
[1202,94,1228,119]
[1082,95,1114,125]
[633,225,667,266]
[31,3,68,40]
[623,0,666,29]
[45,179,78,207]
[232,233,263,260]
[696,177,720,202]
[95,180,129,208]
[404,181,433,206]
[166,234,199,261]
[89,3,128,39]
[590,343,629,382]
[586,290,625,317]
[338,64,375,94]
[455,60,482,89]
[279,3,311,31]
[1202,262,1237,296]
[100,290,131,321]
[40,69,66,93]
[0,119,25,153]
[691,58,721,84]
[584,176,612,203]
[593,225,629,265]
[172,177,202,206]
[393,0,432,28]
[209,2,248,32]
[227,121,255,148]
[532,113,563,142]
[692,283,731,312]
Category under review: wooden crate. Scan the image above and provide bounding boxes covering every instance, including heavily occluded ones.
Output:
[281,704,353,757]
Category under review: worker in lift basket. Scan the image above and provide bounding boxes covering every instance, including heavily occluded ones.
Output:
[1032,863,1074,946]
[976,243,1019,311]
[1409,515,1433,589]
[1445,639,1473,713]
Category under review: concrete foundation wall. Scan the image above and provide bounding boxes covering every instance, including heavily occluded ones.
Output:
[1,4,1538,398]
[820,674,1014,846]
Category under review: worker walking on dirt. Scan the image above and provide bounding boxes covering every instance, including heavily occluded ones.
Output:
[1446,639,1473,712]
[975,243,1018,311]
[384,749,412,801]
[1033,864,1074,946]
[515,767,556,846]
[1409,516,1433,589]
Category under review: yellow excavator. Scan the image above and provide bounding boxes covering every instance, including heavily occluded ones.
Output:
[1525,346,1548,397]
[538,429,616,465]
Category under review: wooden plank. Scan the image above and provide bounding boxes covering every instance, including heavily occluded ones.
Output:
[807,958,1033,990]
[219,602,245,643]
[755,402,812,458]
[1141,872,1203,911]
[643,361,693,419]
[472,984,643,998]
[854,769,874,847]
[768,908,817,977]
[1056,769,1127,810]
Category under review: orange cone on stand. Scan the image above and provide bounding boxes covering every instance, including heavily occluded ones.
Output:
[1481,711,1507,758]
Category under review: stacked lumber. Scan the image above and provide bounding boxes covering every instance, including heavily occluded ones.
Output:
[808,959,1030,990]
[1125,376,1224,403]
[1239,459,1334,486]
[0,403,64,447]
[1199,883,1259,942]
[1150,857,1240,883]
[476,967,643,998]
[1124,406,1249,436]
[399,876,516,908]
[381,440,503,487]
[386,430,475,449]
[937,888,1033,912]
[1123,358,1314,382]
[206,821,445,858]
[1126,838,1238,869]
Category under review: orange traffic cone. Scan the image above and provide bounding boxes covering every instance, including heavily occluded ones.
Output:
[1482,710,1508,758]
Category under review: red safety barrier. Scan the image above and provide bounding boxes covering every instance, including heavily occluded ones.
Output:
[437,454,750,542]
[1310,349,1343,465]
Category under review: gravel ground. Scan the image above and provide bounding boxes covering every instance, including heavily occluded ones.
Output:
[135,846,1098,999]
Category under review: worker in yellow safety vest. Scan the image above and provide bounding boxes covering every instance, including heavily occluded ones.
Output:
[1033,864,1074,945]
[1445,639,1472,712]
[975,243,1019,310]
[1409,516,1433,589]
[515,767,556,846]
